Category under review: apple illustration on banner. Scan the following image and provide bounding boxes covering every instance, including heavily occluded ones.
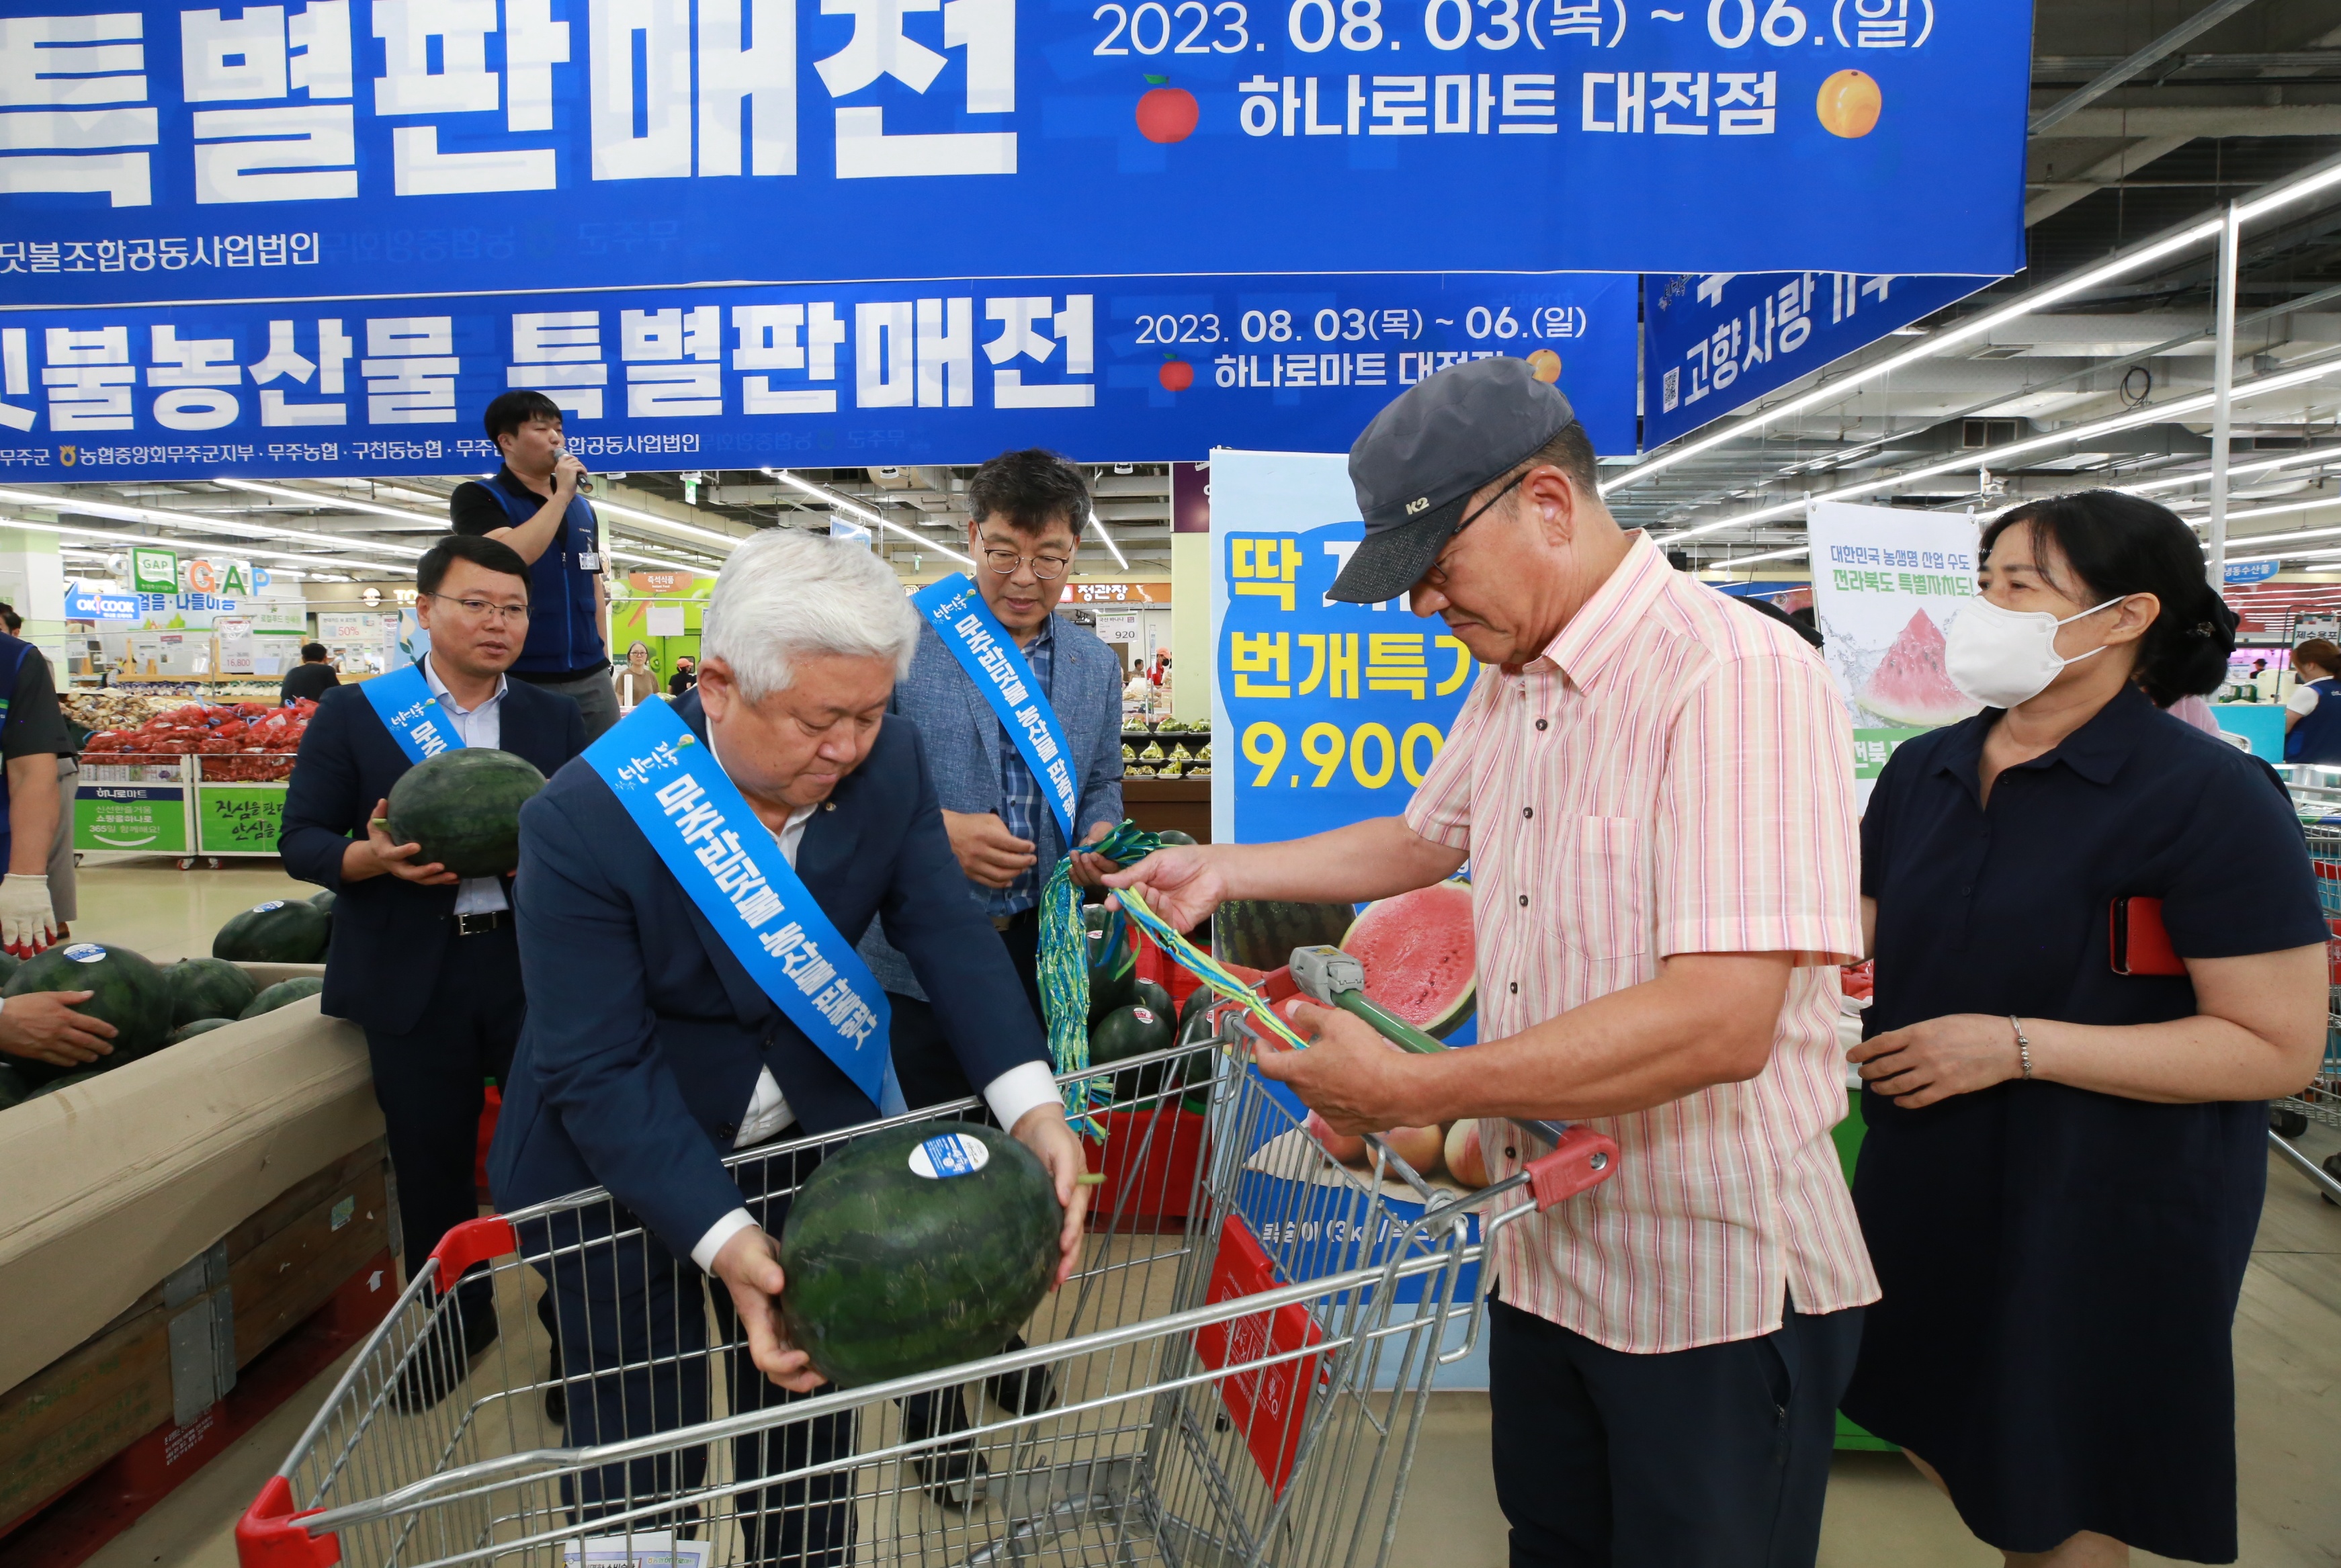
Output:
[1158,354,1194,392]
[1137,76,1200,144]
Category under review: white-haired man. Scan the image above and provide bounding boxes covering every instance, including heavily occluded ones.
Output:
[491,530,1089,1563]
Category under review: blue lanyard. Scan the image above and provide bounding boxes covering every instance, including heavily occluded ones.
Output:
[585,699,904,1117]
[912,574,1078,841]
[359,661,465,765]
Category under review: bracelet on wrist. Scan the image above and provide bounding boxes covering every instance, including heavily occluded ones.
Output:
[2008,1014,2034,1081]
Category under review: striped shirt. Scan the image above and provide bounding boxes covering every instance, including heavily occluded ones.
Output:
[1406,531,1877,1354]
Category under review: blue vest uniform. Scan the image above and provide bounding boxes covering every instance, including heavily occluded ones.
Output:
[2286,675,2341,763]
[481,474,607,678]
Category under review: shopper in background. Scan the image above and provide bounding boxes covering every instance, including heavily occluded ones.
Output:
[1109,357,1874,1567]
[1846,491,2326,1567]
[0,603,69,961]
[614,640,661,710]
[281,533,589,1411]
[2282,637,2341,763]
[0,603,78,941]
[280,642,340,706]
[667,654,697,698]
[450,390,619,740]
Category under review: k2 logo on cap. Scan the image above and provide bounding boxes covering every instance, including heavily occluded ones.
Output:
[1405,497,1431,515]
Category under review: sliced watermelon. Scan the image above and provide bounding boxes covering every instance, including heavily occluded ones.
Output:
[1858,608,1982,728]
[1340,879,1476,1039]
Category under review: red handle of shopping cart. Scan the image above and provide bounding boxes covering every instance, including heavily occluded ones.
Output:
[1523,1125,1620,1209]
[236,1475,339,1567]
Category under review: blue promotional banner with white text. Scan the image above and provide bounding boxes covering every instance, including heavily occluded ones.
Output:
[1642,268,1989,447]
[0,270,1633,479]
[0,0,2028,304]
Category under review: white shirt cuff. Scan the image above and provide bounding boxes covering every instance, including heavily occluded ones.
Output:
[689,1207,759,1274]
[982,1059,1064,1135]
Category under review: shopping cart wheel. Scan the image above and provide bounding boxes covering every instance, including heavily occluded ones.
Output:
[2272,1106,2311,1139]
[2324,1153,2341,1208]
[177,857,196,871]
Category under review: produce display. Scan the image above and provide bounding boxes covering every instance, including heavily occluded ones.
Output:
[213,898,331,963]
[383,748,548,879]
[167,957,261,1025]
[1,943,175,1084]
[80,697,316,781]
[778,1122,1062,1387]
[241,976,325,1018]
[1341,879,1476,1039]
[168,1017,237,1044]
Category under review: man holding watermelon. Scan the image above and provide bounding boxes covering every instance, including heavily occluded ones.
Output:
[1109,358,1873,1568]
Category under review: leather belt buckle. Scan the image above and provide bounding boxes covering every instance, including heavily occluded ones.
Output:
[454,910,508,936]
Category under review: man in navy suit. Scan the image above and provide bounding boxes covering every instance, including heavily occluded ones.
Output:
[280,533,588,1405]
[490,530,1087,1562]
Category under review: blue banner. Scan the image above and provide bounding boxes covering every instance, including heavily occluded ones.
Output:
[359,658,460,761]
[586,697,903,1116]
[0,0,2027,305]
[912,572,1079,840]
[1208,449,1475,847]
[0,271,1633,479]
[1643,269,1988,447]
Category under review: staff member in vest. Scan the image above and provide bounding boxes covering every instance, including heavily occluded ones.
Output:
[281,534,588,1407]
[2283,638,2341,763]
[1108,359,1875,1568]
[490,530,1089,1559]
[450,391,620,740]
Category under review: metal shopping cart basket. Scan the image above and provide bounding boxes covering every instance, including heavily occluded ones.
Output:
[2273,769,2341,1204]
[236,979,1619,1568]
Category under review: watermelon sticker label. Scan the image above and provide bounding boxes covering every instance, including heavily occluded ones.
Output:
[909,1133,991,1180]
[61,943,107,963]
[1132,1008,1156,1025]
[253,900,286,912]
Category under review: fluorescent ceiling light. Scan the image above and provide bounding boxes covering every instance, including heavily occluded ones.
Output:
[2122,442,2341,497]
[212,476,445,536]
[588,494,742,550]
[0,482,425,560]
[764,470,976,567]
[1088,510,1130,571]
[2174,494,2341,527]
[1707,545,1812,568]
[0,512,396,573]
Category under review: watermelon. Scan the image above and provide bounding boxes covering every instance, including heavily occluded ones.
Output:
[169,1018,236,1045]
[1091,1003,1177,1102]
[1084,906,1136,1020]
[2,943,174,1084]
[0,951,17,988]
[28,1070,104,1097]
[1341,879,1476,1039]
[167,957,258,1027]
[779,1123,1062,1388]
[0,1062,29,1109]
[1859,608,1982,728]
[1154,829,1197,846]
[1214,900,1355,971]
[241,976,324,1018]
[384,748,548,879]
[308,888,337,916]
[1132,976,1173,1021]
[1175,998,1220,1113]
[213,898,330,963]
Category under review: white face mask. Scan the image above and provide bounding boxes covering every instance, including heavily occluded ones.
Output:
[1943,594,2127,710]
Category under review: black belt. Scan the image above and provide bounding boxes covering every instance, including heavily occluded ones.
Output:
[452,909,511,935]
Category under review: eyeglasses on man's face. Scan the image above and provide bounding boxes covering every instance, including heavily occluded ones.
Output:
[428,593,531,623]
[982,547,1072,581]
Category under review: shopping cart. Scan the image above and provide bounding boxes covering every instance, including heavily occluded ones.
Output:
[2272,777,2341,1204]
[237,971,1619,1568]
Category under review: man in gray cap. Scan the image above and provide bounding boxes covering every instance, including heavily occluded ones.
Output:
[1109,357,1873,1567]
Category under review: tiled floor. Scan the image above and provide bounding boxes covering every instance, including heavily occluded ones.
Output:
[47,855,2341,1568]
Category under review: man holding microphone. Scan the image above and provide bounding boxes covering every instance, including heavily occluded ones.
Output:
[1108,359,1875,1567]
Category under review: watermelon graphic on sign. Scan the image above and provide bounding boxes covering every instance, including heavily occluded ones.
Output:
[1857,609,1982,728]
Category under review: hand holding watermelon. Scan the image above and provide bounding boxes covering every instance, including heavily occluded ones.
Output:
[0,989,116,1070]
[710,1225,827,1393]
[1007,1102,1092,1289]
[349,797,458,886]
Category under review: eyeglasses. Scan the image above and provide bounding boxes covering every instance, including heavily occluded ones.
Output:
[982,547,1072,581]
[427,593,530,623]
[1420,470,1529,590]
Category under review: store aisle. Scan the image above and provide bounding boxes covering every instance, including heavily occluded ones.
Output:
[52,861,2341,1568]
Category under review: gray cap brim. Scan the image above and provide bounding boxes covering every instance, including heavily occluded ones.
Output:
[1326,492,1468,603]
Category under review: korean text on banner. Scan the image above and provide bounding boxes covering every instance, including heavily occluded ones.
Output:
[1208,447,1477,846]
[0,273,1632,479]
[1807,499,1982,805]
[0,0,2028,304]
[1644,271,1989,448]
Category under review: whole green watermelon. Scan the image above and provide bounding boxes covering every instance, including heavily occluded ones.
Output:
[213,898,331,962]
[0,951,18,988]
[779,1123,1061,1388]
[1084,905,1136,1020]
[384,748,547,879]
[241,976,324,1018]
[167,957,259,1027]
[169,1018,236,1045]
[1091,1002,1177,1103]
[28,1070,104,1097]
[1212,899,1356,971]
[308,888,337,916]
[1,943,173,1083]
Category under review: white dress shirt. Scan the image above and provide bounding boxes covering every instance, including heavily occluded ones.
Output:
[687,734,1062,1273]
[421,657,509,916]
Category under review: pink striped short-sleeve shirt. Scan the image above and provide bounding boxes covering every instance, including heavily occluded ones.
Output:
[1406,531,1878,1354]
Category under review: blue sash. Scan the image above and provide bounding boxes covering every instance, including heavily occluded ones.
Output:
[359,661,464,765]
[585,699,904,1117]
[911,574,1078,841]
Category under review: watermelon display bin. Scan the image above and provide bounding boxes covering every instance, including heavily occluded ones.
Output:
[232,984,1619,1568]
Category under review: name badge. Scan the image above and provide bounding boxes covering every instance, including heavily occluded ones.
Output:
[577,551,602,570]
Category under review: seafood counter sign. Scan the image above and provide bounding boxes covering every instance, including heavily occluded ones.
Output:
[1806,498,1981,805]
[0,0,2030,306]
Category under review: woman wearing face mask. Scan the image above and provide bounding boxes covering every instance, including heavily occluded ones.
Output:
[1844,490,2328,1568]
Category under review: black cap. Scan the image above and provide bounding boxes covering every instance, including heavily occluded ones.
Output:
[1332,357,1578,604]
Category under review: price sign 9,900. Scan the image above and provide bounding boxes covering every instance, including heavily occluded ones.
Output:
[1240,719,1447,791]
